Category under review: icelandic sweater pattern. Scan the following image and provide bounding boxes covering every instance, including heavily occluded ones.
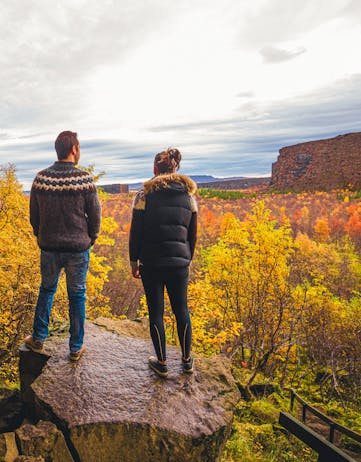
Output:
[30,162,101,252]
[32,164,96,193]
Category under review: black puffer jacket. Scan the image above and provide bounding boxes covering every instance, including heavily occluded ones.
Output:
[129,173,198,269]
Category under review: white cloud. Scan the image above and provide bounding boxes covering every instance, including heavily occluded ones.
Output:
[0,1,177,132]
[239,0,352,47]
[0,0,360,186]
[260,46,306,63]
[3,73,360,189]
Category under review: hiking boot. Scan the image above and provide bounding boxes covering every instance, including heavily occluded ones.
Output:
[148,356,168,378]
[24,335,43,353]
[69,345,86,362]
[182,356,194,374]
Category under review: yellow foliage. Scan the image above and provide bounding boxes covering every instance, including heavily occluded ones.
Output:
[189,201,295,376]
[0,166,117,382]
[314,217,330,242]
[82,185,118,319]
[0,165,39,381]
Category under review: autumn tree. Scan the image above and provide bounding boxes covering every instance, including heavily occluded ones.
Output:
[0,165,117,383]
[100,195,144,317]
[188,202,296,389]
[0,165,39,381]
[291,233,361,401]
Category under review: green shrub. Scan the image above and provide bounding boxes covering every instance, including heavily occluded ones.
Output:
[197,188,246,199]
[223,420,317,462]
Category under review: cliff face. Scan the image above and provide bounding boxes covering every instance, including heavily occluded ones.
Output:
[270,133,361,191]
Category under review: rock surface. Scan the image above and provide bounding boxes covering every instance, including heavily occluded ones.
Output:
[15,421,73,462]
[0,389,24,433]
[14,457,44,462]
[270,132,361,191]
[21,320,240,462]
[0,432,19,462]
[93,316,149,338]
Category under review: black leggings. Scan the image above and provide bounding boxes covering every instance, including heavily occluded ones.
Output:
[140,265,192,362]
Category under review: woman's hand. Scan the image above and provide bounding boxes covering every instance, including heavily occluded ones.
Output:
[130,261,141,278]
[132,266,141,278]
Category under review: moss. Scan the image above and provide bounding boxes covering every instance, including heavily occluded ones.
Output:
[249,400,280,424]
[267,392,289,410]
[223,419,317,462]
[223,422,266,462]
[222,396,318,462]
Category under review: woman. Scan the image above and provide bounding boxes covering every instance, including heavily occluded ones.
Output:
[129,148,197,377]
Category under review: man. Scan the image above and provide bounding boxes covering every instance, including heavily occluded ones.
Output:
[24,131,101,361]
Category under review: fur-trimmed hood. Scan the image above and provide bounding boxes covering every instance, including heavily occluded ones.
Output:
[143,173,197,195]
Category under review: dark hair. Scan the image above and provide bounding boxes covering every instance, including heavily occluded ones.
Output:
[55,131,79,160]
[154,148,181,174]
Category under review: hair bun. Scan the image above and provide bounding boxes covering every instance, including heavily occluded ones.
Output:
[168,148,180,162]
[154,148,181,173]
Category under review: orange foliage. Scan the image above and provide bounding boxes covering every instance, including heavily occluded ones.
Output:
[97,188,361,322]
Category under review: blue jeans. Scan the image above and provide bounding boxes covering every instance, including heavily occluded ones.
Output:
[33,249,90,352]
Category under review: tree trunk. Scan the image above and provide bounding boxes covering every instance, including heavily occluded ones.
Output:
[280,339,293,389]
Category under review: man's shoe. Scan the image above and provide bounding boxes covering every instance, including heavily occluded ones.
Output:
[182,356,194,374]
[24,335,43,353]
[69,345,86,362]
[148,356,168,378]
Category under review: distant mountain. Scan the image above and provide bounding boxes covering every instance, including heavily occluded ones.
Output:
[189,175,228,183]
[128,175,245,190]
[128,182,143,190]
[198,177,270,190]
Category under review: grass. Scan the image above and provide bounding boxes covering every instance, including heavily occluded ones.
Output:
[222,395,318,462]
[197,188,249,200]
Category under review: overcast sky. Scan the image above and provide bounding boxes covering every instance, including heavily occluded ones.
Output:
[1,0,361,188]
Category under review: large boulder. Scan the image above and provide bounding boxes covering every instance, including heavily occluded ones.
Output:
[15,421,73,462]
[20,320,240,462]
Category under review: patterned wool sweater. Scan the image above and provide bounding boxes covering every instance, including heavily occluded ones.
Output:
[30,162,101,252]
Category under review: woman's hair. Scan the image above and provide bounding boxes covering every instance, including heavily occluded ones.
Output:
[154,148,181,174]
